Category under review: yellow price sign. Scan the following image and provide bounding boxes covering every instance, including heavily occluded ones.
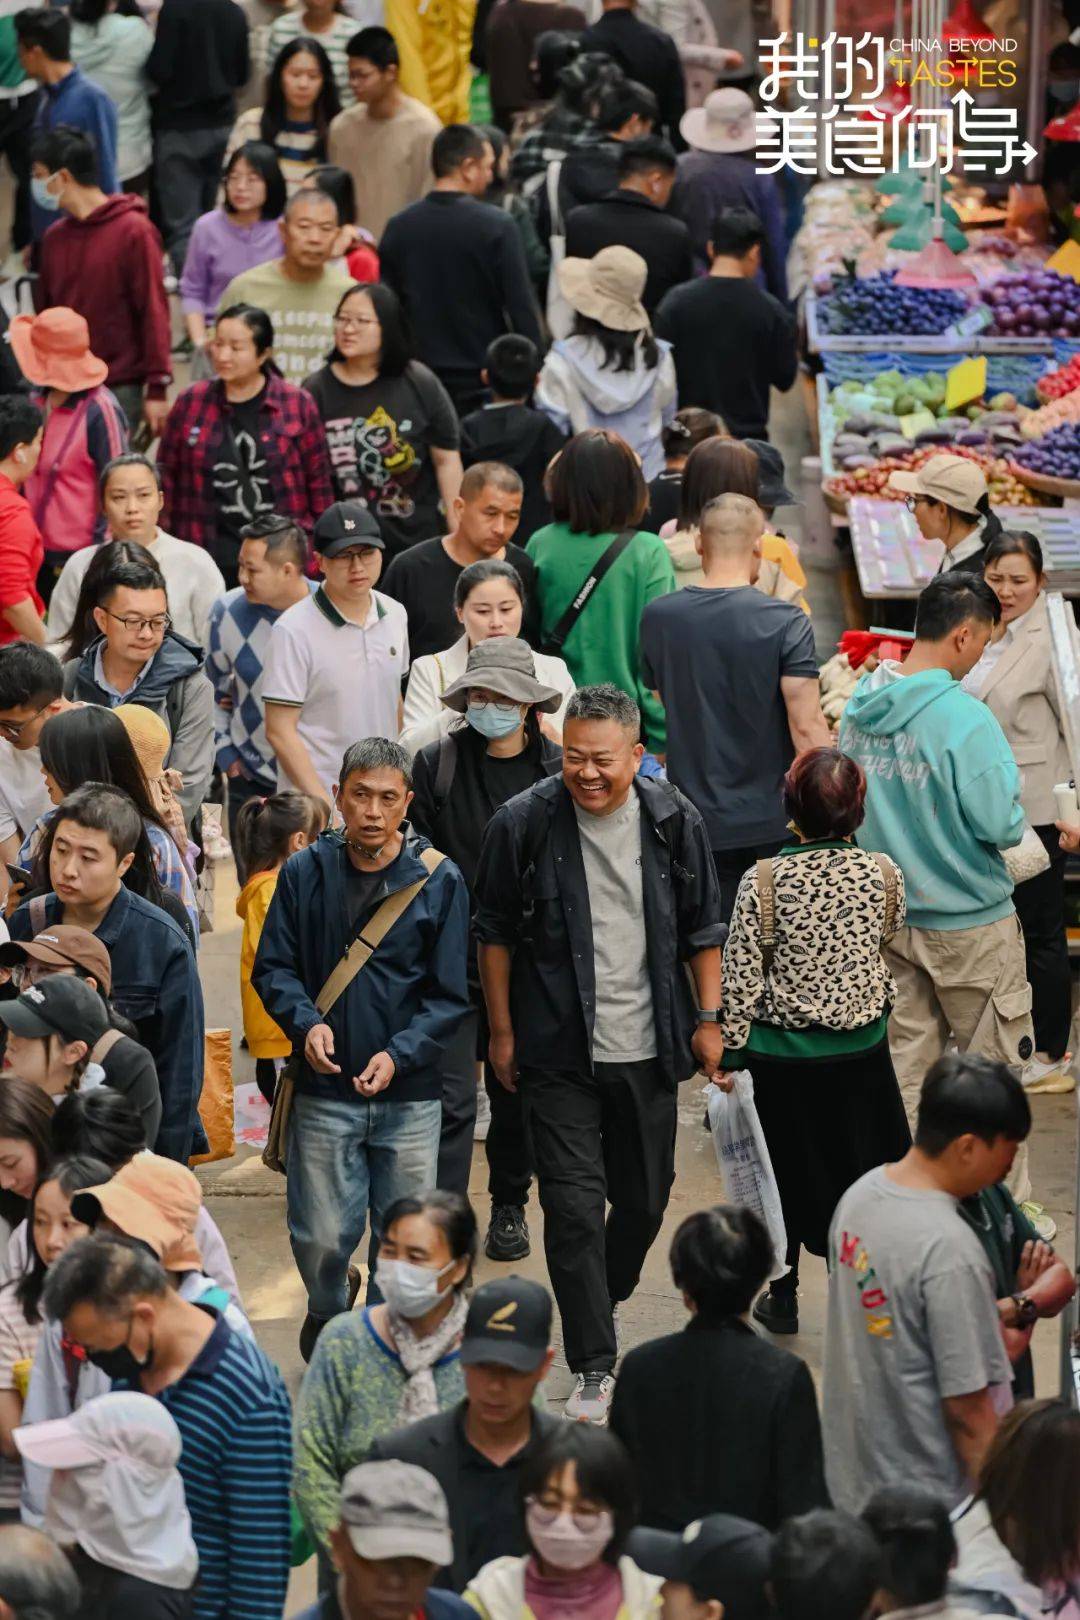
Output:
[945,356,987,412]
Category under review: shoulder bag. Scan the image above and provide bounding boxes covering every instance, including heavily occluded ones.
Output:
[539,529,636,656]
[262,847,445,1173]
[756,850,898,975]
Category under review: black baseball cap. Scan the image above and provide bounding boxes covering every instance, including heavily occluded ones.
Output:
[0,975,109,1046]
[313,501,384,557]
[459,1277,552,1372]
[627,1515,774,1617]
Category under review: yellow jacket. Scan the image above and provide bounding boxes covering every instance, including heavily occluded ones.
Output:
[236,869,291,1059]
[384,0,476,125]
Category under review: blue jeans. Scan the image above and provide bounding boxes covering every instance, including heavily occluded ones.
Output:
[286,1091,442,1319]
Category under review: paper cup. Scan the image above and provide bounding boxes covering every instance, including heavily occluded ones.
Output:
[1053,782,1079,826]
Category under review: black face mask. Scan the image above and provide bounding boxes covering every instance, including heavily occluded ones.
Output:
[84,1318,153,1383]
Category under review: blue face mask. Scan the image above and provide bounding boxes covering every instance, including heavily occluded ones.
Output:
[31,175,61,212]
[467,702,523,739]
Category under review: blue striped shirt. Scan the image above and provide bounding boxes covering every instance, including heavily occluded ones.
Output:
[120,1312,292,1620]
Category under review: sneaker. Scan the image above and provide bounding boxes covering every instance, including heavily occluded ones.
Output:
[752,1285,799,1336]
[474,1086,492,1142]
[564,1371,615,1424]
[1020,1201,1057,1242]
[485,1205,530,1261]
[1022,1054,1075,1095]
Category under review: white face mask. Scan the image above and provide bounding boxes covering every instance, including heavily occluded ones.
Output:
[375,1257,456,1319]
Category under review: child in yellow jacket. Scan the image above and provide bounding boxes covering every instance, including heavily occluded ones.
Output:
[235,791,328,1102]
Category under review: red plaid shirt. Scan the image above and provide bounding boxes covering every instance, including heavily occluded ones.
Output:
[158,373,334,549]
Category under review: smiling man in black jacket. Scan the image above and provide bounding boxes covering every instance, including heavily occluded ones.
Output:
[475,683,725,1425]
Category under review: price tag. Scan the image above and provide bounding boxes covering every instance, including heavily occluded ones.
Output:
[1045,240,1080,282]
[945,356,987,411]
[898,408,936,439]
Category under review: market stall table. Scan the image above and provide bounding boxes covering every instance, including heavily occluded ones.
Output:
[848,498,1080,600]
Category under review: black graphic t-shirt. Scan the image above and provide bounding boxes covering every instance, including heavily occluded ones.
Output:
[212,389,275,572]
[303,360,460,560]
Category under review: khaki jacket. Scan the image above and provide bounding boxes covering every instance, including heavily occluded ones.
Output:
[976,591,1070,828]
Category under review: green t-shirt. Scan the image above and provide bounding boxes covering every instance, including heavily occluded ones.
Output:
[217,260,354,387]
[959,1181,1039,1399]
[525,521,675,752]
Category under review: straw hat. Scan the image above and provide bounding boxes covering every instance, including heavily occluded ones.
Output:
[557,245,650,333]
[441,637,562,714]
[10,307,108,392]
[680,88,758,154]
[113,703,171,781]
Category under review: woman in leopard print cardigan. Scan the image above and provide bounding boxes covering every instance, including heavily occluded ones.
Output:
[719,746,910,1335]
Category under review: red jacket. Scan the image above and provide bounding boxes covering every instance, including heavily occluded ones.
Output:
[36,195,172,398]
[0,472,44,644]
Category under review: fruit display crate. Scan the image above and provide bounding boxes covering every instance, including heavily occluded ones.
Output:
[819,349,1053,401]
[805,290,1057,357]
[847,499,1080,600]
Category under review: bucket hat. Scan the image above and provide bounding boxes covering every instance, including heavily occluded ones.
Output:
[557,245,649,333]
[10,307,108,392]
[441,637,562,714]
[680,88,758,154]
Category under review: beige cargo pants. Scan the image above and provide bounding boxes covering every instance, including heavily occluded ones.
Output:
[886,912,1034,1204]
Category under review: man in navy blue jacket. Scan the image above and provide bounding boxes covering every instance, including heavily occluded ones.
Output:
[14,8,117,240]
[9,783,204,1162]
[253,735,470,1360]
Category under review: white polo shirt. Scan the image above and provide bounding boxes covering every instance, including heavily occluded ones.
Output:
[0,740,52,845]
[262,585,409,799]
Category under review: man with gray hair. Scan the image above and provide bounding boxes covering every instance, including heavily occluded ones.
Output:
[0,1526,80,1620]
[474,682,724,1423]
[254,734,470,1361]
[640,490,830,920]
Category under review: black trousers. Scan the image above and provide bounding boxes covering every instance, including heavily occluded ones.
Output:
[0,90,39,251]
[1014,824,1072,1061]
[711,839,785,925]
[485,1063,532,1207]
[519,1058,676,1374]
[436,1011,478,1197]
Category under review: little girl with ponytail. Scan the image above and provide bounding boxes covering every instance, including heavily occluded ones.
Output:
[235,792,328,1102]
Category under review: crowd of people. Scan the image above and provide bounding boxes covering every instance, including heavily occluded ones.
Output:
[0,0,1073,1615]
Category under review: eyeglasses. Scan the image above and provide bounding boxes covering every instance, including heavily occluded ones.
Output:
[903,494,928,513]
[333,315,379,330]
[467,695,519,712]
[0,703,49,742]
[104,609,171,634]
[525,1498,607,1531]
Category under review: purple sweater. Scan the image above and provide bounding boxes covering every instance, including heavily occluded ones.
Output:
[180,209,284,319]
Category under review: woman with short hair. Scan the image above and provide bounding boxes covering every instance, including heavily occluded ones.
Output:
[720,746,910,1335]
[525,429,675,756]
[609,1204,828,1534]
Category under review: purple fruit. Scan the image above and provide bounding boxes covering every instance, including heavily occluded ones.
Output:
[996,310,1016,330]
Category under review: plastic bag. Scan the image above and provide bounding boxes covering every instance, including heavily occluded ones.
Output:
[705,1071,788,1280]
[189,1028,235,1166]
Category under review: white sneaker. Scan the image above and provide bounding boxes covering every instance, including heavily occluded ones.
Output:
[564,1371,615,1424]
[1021,1055,1075,1095]
[474,1086,492,1142]
[1020,1200,1058,1242]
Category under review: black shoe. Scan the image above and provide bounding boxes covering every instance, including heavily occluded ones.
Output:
[485,1204,530,1261]
[752,1286,799,1336]
[299,1311,329,1363]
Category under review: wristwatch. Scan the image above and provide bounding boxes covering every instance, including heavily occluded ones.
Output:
[695,1008,723,1023]
[1010,1293,1039,1328]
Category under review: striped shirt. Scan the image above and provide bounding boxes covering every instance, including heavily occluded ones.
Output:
[120,1312,292,1620]
[264,11,357,107]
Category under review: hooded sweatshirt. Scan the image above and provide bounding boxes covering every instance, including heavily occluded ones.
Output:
[61,630,215,822]
[460,401,568,541]
[36,195,172,397]
[535,335,677,481]
[838,661,1023,932]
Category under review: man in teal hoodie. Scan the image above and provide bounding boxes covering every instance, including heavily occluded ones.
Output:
[839,573,1034,1198]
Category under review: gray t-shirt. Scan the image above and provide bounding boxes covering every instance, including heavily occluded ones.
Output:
[574,794,656,1063]
[822,1165,1012,1513]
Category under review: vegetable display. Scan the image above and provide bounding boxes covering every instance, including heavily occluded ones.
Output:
[819,270,970,337]
[979,270,1080,339]
[825,443,1038,507]
[828,372,1026,466]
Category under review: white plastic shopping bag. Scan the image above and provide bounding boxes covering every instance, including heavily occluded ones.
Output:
[705,1071,788,1280]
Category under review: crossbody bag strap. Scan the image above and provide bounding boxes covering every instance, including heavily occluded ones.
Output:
[872,851,898,939]
[314,848,446,1016]
[539,529,636,656]
[756,857,776,976]
[89,1027,125,1064]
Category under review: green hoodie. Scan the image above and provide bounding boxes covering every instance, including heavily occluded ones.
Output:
[838,661,1023,931]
